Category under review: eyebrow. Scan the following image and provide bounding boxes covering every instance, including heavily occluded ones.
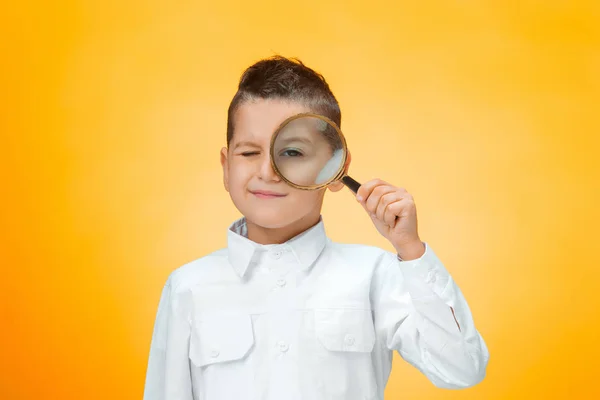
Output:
[232,141,262,150]
[278,136,314,147]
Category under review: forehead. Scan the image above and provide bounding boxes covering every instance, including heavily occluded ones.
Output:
[232,99,312,145]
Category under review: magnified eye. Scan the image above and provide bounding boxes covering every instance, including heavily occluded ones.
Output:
[279,148,304,157]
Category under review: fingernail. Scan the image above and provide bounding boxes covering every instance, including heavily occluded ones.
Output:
[356,195,363,202]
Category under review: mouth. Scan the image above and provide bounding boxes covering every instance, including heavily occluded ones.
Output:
[250,190,288,199]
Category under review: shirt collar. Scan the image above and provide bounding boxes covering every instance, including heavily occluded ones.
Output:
[227,217,328,277]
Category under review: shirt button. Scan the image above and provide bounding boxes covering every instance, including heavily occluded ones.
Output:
[210,349,220,358]
[277,341,289,352]
[344,334,355,346]
[426,270,436,283]
[271,250,282,259]
[276,278,287,287]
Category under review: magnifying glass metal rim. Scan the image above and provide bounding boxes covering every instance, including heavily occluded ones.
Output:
[270,112,349,191]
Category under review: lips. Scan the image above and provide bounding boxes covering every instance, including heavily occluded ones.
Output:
[250,190,287,199]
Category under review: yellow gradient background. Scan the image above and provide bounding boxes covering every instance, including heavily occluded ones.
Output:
[2,1,599,399]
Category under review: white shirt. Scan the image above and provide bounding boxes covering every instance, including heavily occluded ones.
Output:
[143,217,489,400]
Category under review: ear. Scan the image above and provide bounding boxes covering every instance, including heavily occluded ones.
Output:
[327,150,352,193]
[220,147,230,192]
[327,181,344,192]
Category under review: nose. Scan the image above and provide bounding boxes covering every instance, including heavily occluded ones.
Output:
[258,152,280,182]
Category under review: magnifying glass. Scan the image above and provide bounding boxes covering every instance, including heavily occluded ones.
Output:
[270,113,361,193]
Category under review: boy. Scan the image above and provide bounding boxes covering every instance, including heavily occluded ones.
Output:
[143,56,489,400]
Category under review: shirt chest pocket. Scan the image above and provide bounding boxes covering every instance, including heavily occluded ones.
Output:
[189,314,255,367]
[313,309,379,399]
[189,314,256,399]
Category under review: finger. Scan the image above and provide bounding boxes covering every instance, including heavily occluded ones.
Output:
[386,198,416,225]
[383,200,405,227]
[383,198,415,228]
[356,178,388,203]
[365,185,396,214]
[375,191,405,221]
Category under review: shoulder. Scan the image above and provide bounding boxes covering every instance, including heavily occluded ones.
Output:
[165,247,230,293]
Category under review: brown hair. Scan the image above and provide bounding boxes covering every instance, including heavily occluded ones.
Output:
[226,56,341,146]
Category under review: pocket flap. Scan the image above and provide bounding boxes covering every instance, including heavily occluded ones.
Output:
[189,314,254,367]
[315,309,376,353]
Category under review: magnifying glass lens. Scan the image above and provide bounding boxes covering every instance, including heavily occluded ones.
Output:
[272,115,346,187]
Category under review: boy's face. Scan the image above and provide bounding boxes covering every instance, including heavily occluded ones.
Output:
[221,99,344,232]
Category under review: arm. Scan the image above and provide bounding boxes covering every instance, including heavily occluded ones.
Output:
[143,277,194,400]
[371,244,489,389]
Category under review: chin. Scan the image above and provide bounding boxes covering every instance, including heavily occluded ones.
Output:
[231,194,321,231]
[244,202,320,229]
[245,210,297,229]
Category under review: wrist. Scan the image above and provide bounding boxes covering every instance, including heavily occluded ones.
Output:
[395,240,425,261]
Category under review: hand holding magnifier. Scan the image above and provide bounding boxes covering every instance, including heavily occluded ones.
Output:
[270,112,425,260]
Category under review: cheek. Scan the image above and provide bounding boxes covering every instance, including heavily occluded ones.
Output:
[228,162,253,187]
[290,188,326,206]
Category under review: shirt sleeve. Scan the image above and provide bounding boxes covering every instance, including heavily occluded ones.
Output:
[370,243,489,389]
[143,276,194,400]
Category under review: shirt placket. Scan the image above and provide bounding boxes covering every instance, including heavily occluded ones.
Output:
[262,245,301,399]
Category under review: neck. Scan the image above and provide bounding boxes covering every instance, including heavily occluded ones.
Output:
[246,214,321,245]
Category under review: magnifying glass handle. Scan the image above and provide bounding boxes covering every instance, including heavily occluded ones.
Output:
[341,175,361,194]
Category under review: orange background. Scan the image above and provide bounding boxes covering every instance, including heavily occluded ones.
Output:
[2,1,599,399]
